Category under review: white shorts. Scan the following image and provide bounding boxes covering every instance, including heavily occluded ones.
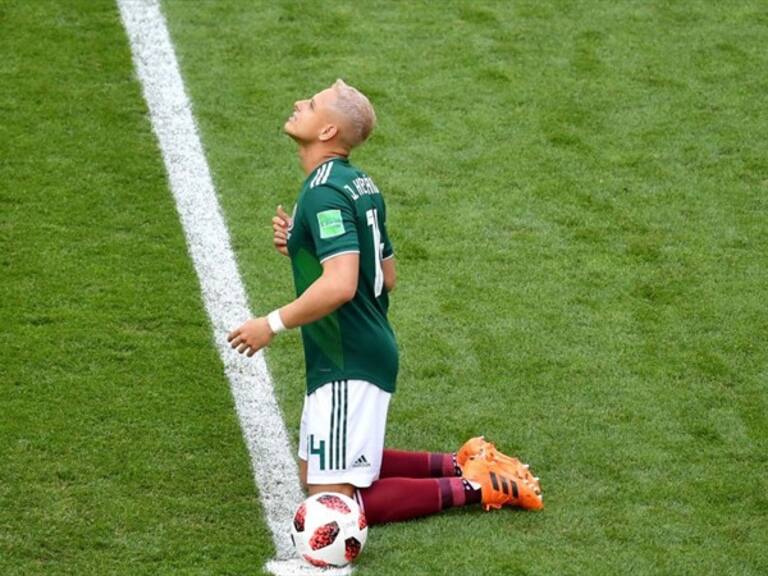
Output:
[298,379,391,488]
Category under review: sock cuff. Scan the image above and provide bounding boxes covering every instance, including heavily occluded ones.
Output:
[429,453,444,477]
[438,477,476,509]
[437,477,455,509]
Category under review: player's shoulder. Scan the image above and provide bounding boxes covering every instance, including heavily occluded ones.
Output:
[304,158,355,199]
[300,165,352,213]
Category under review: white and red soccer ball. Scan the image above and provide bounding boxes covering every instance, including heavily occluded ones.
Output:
[291,492,368,568]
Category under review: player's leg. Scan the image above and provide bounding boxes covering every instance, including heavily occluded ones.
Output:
[378,436,528,481]
[297,379,473,523]
[299,459,356,498]
[379,437,542,484]
[298,380,538,524]
[360,456,544,522]
[326,380,481,525]
[350,390,542,521]
[356,476,482,525]
[378,448,462,479]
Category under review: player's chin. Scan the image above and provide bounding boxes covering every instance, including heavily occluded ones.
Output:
[284,124,308,143]
[283,122,303,140]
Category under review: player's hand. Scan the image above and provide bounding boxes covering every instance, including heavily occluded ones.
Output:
[272,204,291,257]
[227,317,273,357]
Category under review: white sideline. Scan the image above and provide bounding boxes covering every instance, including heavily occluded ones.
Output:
[116,2,350,573]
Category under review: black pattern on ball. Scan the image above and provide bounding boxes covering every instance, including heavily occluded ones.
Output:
[309,521,340,550]
[293,502,306,532]
[345,537,362,561]
[317,494,351,514]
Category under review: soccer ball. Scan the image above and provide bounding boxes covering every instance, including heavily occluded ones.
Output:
[290,492,368,568]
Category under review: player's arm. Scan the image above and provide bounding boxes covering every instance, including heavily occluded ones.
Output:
[229,187,360,356]
[379,199,396,293]
[227,253,358,357]
[280,253,358,327]
[383,255,396,293]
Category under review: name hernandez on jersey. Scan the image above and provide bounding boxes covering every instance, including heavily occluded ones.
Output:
[287,158,398,395]
[344,175,380,200]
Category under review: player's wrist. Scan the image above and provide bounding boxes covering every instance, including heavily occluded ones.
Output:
[266,309,287,335]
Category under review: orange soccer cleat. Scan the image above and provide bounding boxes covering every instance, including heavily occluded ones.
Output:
[457,436,542,498]
[456,436,489,468]
[462,455,544,511]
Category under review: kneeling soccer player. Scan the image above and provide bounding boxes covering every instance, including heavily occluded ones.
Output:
[228,79,542,523]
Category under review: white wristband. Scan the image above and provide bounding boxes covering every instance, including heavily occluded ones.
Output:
[267,309,286,335]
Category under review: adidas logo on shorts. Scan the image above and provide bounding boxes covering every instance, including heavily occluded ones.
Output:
[352,455,371,468]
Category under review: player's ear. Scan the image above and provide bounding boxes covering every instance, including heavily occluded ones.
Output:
[318,123,338,142]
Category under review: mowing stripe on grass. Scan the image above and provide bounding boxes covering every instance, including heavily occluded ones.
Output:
[116,0,305,564]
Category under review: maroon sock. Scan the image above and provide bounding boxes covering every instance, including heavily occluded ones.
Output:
[379,449,461,479]
[357,477,481,525]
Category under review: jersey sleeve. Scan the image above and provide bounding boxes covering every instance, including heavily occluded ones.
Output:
[381,219,394,260]
[303,185,360,263]
[380,199,394,259]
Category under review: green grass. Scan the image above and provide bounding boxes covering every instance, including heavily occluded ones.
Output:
[164,0,768,574]
[2,0,768,574]
[0,1,272,573]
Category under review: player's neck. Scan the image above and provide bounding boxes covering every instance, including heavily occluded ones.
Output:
[298,143,348,176]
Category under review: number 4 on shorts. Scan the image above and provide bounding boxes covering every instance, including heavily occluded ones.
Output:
[309,434,326,471]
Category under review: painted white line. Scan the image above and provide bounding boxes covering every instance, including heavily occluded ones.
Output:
[116,2,339,572]
[266,559,354,576]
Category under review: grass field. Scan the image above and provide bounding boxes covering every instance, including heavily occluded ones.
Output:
[2,0,767,574]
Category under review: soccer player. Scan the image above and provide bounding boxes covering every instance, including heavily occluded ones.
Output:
[227,80,542,524]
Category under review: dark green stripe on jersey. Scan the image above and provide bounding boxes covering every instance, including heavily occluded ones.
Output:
[327,380,348,471]
[328,382,336,470]
[334,381,342,470]
[342,381,348,469]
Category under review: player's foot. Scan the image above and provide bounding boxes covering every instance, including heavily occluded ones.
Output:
[457,437,542,494]
[462,456,543,511]
[456,436,488,468]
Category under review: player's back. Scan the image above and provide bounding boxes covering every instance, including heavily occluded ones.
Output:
[288,157,398,394]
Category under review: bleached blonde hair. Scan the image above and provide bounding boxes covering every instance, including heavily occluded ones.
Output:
[331,79,376,148]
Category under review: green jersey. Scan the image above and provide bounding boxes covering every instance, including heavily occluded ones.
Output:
[287,157,398,395]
